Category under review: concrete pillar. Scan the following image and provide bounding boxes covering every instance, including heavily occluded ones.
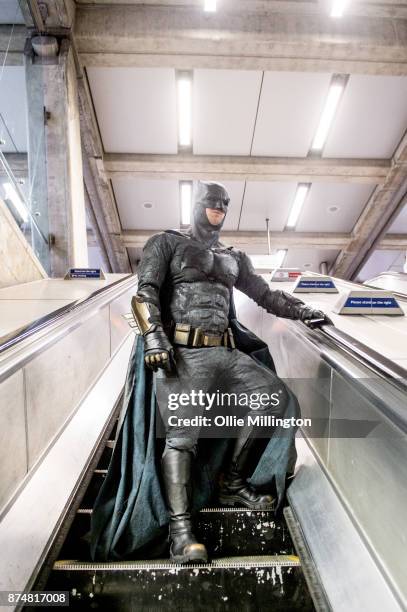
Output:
[24,36,88,277]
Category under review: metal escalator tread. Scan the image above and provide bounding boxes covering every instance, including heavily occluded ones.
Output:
[76,506,275,514]
[53,554,301,571]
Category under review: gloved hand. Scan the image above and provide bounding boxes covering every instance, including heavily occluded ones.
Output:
[144,326,175,372]
[299,307,333,329]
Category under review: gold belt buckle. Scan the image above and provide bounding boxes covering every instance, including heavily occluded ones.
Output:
[192,327,204,347]
[174,323,191,345]
[203,334,222,347]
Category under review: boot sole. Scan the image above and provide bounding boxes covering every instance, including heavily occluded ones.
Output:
[170,549,208,565]
[218,494,275,511]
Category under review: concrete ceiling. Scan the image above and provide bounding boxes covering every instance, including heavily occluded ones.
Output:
[193,69,262,156]
[251,72,332,158]
[1,0,406,278]
[84,62,407,275]
[87,67,178,154]
[323,75,407,159]
[389,203,407,234]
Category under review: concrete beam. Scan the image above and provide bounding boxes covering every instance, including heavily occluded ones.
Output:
[75,5,407,75]
[331,131,407,279]
[122,230,407,251]
[123,230,351,251]
[77,69,131,273]
[75,0,407,19]
[104,154,389,185]
[18,0,75,30]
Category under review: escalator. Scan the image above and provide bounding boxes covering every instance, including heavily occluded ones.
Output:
[38,413,324,611]
[1,272,406,611]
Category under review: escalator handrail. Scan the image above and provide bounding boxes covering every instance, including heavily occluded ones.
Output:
[364,283,407,303]
[320,323,407,391]
[0,274,136,356]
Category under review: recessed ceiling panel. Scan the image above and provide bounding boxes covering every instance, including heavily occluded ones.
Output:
[193,69,262,155]
[388,204,407,233]
[296,183,374,233]
[251,72,331,157]
[0,67,27,152]
[87,68,178,154]
[113,178,180,230]
[283,249,340,273]
[239,182,298,231]
[324,75,407,159]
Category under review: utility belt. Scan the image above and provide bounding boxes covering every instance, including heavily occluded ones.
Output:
[169,322,236,349]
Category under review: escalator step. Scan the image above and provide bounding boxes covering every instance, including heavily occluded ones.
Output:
[48,555,314,611]
[59,508,292,560]
[54,554,300,570]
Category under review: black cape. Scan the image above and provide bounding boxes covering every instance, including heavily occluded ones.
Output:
[90,314,299,561]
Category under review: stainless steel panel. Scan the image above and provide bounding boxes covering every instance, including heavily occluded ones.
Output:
[261,315,332,465]
[0,370,27,511]
[109,288,134,354]
[0,335,134,599]
[25,307,111,468]
[289,437,401,612]
[328,370,407,606]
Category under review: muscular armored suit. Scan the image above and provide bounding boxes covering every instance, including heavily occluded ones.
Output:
[132,182,330,564]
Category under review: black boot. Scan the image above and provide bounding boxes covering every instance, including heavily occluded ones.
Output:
[161,446,208,564]
[219,426,274,511]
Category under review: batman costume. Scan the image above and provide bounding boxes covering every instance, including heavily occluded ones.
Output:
[125,181,330,564]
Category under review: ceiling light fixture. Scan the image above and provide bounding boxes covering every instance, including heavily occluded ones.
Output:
[311,78,345,151]
[286,183,310,229]
[330,0,348,18]
[3,182,28,222]
[204,0,217,12]
[177,73,193,148]
[180,181,192,226]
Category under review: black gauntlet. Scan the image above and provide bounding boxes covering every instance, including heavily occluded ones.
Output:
[131,296,174,371]
[299,306,333,328]
[143,327,174,371]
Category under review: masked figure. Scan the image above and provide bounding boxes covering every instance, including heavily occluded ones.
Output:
[130,181,330,564]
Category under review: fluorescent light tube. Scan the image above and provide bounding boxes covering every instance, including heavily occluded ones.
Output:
[177,77,192,147]
[311,82,344,151]
[180,181,192,225]
[204,0,217,11]
[4,182,28,222]
[286,184,310,229]
[330,0,348,17]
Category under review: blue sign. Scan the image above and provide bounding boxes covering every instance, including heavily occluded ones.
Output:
[298,280,336,289]
[69,268,102,279]
[344,297,399,308]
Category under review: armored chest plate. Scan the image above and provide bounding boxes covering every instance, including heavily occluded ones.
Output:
[172,241,239,288]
